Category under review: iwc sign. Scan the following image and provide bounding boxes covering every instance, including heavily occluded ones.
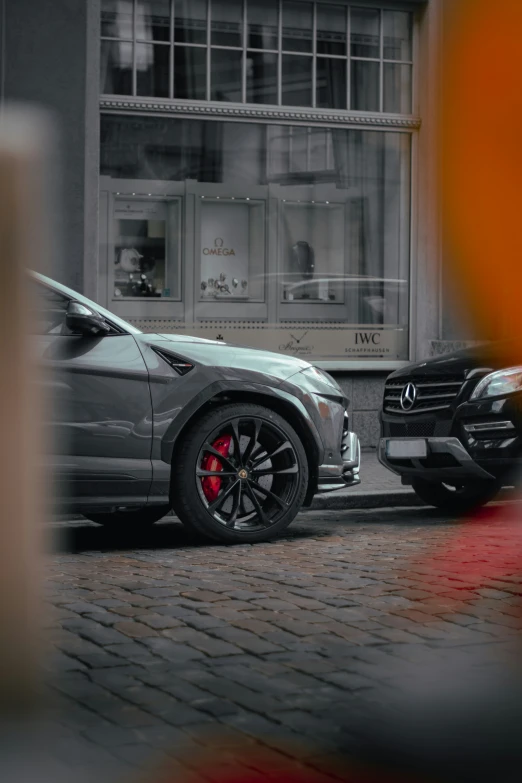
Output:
[169,325,408,364]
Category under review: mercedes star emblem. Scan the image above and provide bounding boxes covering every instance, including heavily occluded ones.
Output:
[400,382,417,411]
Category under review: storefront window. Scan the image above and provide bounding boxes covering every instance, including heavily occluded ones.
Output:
[100,114,411,362]
[100,0,414,115]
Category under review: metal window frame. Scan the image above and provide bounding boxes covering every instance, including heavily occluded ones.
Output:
[101,0,416,115]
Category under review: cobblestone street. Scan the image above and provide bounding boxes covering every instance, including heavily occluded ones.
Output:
[33,504,522,782]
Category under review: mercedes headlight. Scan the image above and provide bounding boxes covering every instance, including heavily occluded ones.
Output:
[470,367,522,400]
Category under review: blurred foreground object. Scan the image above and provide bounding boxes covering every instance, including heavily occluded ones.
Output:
[443,0,522,353]
[0,107,51,711]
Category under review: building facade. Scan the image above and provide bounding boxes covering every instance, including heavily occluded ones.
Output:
[2,0,465,447]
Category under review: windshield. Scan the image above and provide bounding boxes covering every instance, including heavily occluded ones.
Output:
[29,271,143,335]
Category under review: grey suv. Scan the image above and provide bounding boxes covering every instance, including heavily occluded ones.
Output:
[34,271,360,543]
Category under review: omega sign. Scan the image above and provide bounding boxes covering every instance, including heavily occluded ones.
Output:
[202,237,236,256]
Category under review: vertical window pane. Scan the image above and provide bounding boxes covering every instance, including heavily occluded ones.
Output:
[136,0,170,42]
[136,43,170,97]
[211,0,243,48]
[317,58,346,109]
[383,11,412,61]
[100,40,133,94]
[351,8,380,58]
[174,46,207,99]
[211,49,242,102]
[317,4,346,56]
[174,0,207,44]
[247,0,278,50]
[247,52,278,105]
[351,60,379,111]
[383,63,412,114]
[282,1,313,53]
[282,55,312,106]
[101,0,133,38]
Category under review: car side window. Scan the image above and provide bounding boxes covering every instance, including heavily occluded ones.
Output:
[32,282,70,334]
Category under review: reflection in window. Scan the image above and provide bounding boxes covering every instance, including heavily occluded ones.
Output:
[351,60,379,112]
[211,0,243,47]
[247,52,278,105]
[317,58,347,110]
[211,49,242,102]
[174,46,206,99]
[247,0,278,50]
[136,0,170,41]
[174,0,207,44]
[136,43,169,97]
[351,8,380,58]
[317,4,347,56]
[102,115,411,327]
[282,0,313,53]
[101,40,133,95]
[383,10,413,61]
[384,64,412,114]
[282,55,313,107]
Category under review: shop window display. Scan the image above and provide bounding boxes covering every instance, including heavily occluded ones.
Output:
[100,114,411,361]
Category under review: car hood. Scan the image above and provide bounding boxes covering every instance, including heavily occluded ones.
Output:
[143,333,313,381]
[388,342,512,380]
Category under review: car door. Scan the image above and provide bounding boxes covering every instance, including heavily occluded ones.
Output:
[33,281,153,509]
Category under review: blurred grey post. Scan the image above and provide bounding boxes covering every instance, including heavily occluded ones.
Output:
[0,106,52,711]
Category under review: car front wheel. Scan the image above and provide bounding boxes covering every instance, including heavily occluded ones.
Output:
[171,403,309,544]
[411,477,501,513]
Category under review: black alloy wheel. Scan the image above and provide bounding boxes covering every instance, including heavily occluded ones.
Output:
[171,403,308,543]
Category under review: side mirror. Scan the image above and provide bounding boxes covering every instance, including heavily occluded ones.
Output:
[65,301,111,336]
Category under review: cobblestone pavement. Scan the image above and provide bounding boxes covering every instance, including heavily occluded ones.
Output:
[34,504,522,782]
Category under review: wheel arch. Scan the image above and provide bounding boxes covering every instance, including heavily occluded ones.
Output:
[163,386,321,504]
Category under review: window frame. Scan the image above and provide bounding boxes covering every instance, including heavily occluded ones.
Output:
[100,0,416,115]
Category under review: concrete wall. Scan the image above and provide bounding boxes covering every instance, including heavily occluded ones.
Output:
[333,373,388,449]
[3,0,100,295]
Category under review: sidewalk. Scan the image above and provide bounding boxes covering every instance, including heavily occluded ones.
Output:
[311,449,419,511]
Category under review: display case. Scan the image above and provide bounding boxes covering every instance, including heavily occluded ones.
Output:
[192,182,269,322]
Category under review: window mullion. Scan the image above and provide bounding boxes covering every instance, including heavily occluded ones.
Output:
[206,0,211,101]
[312,1,317,109]
[169,0,174,99]
[242,0,247,103]
[346,3,351,110]
[379,6,384,112]
[277,0,283,106]
[132,0,137,96]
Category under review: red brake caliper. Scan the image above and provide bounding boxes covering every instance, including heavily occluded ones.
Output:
[201,435,232,503]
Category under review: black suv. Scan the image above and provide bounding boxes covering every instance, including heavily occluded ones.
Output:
[378,344,522,511]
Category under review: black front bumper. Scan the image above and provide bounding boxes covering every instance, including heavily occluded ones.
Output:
[380,394,522,484]
[378,436,496,483]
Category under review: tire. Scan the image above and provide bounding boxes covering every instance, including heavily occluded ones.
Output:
[171,403,309,544]
[411,477,501,513]
[84,505,171,528]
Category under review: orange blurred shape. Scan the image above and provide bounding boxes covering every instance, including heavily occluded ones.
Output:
[443,0,522,356]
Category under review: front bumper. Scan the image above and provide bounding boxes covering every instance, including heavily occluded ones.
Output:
[378,437,496,483]
[318,431,361,492]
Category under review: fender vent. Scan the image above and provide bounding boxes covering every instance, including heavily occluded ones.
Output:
[152,347,194,376]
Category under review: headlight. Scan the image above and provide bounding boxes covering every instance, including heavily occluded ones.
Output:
[470,367,522,400]
[301,366,341,392]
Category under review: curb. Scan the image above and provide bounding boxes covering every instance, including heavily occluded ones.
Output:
[310,486,519,511]
[310,488,422,510]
